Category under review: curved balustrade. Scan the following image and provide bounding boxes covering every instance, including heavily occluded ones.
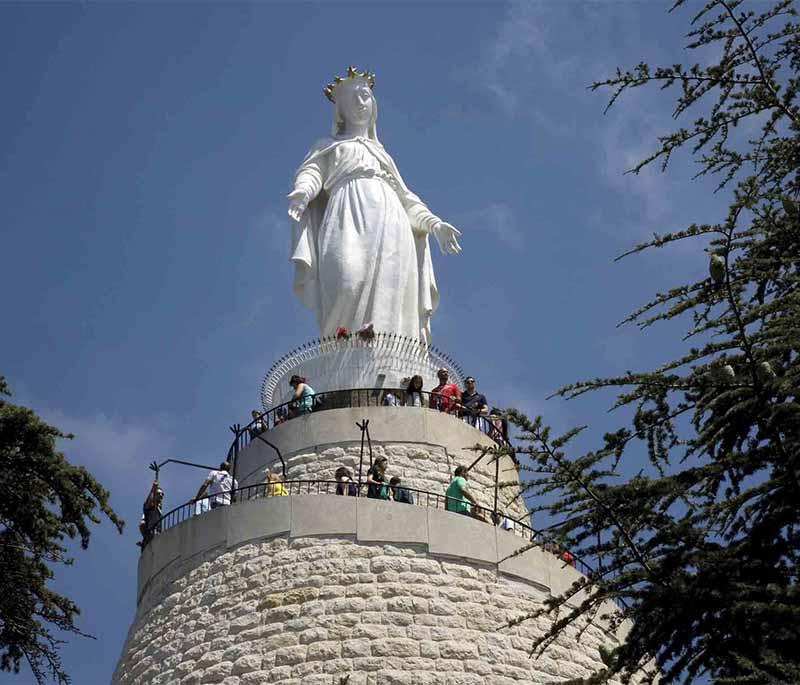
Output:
[228,387,509,463]
[145,479,597,580]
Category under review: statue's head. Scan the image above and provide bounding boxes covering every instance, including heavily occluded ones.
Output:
[337,79,374,127]
[325,66,379,139]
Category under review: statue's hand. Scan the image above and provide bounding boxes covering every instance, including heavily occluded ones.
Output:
[434,221,462,255]
[287,190,309,222]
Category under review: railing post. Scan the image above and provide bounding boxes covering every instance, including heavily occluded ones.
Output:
[365,421,374,468]
[253,433,287,479]
[356,419,369,494]
[493,454,500,522]
[230,423,241,499]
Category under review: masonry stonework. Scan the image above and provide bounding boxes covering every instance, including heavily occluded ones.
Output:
[250,442,527,523]
[115,410,627,684]
[235,407,527,522]
[114,535,621,685]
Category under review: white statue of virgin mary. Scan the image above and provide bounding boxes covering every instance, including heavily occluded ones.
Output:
[288,66,461,344]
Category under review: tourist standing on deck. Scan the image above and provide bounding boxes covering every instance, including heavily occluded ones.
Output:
[460,376,488,426]
[431,368,461,414]
[289,375,315,416]
[195,461,238,509]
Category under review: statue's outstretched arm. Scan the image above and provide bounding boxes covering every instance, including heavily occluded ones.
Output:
[288,155,327,222]
[405,195,462,255]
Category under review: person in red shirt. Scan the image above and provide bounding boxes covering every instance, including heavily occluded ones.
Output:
[431,368,461,414]
[559,548,576,568]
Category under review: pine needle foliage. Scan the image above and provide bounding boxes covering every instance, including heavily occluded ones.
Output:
[487,2,800,683]
[0,377,124,684]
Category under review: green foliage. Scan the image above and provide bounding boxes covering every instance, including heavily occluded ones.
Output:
[0,376,124,684]
[493,2,800,683]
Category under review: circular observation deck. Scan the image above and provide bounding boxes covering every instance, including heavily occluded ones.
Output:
[136,488,622,628]
[123,408,630,685]
[123,491,629,685]
[231,399,526,523]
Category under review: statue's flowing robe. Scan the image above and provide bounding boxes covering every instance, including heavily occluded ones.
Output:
[290,136,440,342]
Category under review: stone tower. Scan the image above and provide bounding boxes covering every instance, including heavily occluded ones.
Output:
[113,66,629,684]
[113,342,627,685]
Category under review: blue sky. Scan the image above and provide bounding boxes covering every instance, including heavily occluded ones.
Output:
[1,2,729,683]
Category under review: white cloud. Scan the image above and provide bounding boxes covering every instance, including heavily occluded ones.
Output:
[458,202,524,249]
[44,409,170,472]
[467,2,725,246]
[37,407,179,522]
[597,105,675,228]
[470,2,583,118]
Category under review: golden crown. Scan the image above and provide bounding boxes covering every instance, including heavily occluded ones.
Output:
[324,66,376,103]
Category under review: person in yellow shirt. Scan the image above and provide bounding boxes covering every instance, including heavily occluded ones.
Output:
[265,471,289,497]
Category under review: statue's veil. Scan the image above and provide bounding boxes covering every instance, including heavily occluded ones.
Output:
[331,86,380,143]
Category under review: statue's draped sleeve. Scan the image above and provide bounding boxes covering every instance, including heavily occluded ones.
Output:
[405,196,440,237]
[289,140,332,326]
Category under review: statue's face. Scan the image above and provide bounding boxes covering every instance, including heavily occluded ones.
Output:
[338,80,374,127]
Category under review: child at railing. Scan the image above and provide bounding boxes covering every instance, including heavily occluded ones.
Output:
[381,389,400,406]
[389,476,414,504]
[265,471,288,497]
[405,376,424,408]
[335,466,359,496]
[249,410,267,439]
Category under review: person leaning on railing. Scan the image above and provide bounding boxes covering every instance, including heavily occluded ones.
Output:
[265,470,289,497]
[289,375,315,417]
[138,479,164,549]
[249,409,267,439]
[404,375,424,407]
[460,376,488,426]
[389,476,414,504]
[335,466,359,496]
[381,389,400,406]
[430,367,461,413]
[445,465,478,517]
[366,457,390,499]
[195,461,238,509]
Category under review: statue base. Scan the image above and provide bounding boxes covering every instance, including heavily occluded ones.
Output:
[261,334,467,408]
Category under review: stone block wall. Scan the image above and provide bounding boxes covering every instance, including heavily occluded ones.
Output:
[115,536,622,685]
[235,407,528,524]
[251,442,527,523]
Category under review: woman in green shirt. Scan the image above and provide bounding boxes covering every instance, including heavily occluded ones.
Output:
[289,375,315,415]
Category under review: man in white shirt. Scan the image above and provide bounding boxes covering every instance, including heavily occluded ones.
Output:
[195,461,238,509]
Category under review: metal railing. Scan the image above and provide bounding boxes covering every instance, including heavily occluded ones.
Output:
[227,388,509,463]
[144,479,595,580]
[260,334,468,407]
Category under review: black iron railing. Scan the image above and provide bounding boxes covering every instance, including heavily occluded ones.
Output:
[227,388,509,464]
[145,479,595,579]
